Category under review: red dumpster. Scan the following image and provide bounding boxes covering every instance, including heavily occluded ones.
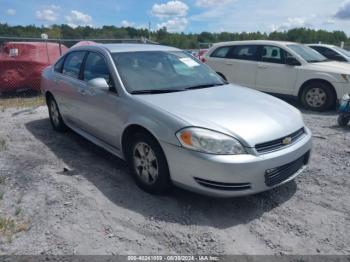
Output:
[0,42,68,93]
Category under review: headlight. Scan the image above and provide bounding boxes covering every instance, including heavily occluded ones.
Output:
[341,74,350,82]
[176,127,246,155]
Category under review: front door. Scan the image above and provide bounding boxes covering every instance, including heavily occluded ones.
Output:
[255,45,297,95]
[75,51,122,148]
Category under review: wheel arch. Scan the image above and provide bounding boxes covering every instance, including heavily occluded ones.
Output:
[121,124,163,159]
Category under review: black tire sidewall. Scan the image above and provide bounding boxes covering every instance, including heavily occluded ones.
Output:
[48,97,66,132]
[301,82,335,111]
[127,132,171,194]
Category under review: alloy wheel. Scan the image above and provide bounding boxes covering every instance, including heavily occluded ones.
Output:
[133,142,159,185]
[50,100,60,127]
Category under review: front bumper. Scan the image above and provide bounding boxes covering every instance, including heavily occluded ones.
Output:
[160,128,312,197]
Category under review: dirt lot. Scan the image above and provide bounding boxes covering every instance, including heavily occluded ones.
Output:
[0,105,349,255]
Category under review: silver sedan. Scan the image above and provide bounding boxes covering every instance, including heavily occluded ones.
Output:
[41,44,312,197]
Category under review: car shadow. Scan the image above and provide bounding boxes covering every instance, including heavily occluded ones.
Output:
[274,96,338,116]
[26,118,297,229]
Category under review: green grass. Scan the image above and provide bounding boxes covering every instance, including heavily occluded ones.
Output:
[0,217,28,242]
[0,217,16,235]
[0,96,45,110]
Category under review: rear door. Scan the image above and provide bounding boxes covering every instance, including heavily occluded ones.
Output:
[255,45,297,95]
[205,45,233,80]
[57,51,87,125]
[225,45,259,88]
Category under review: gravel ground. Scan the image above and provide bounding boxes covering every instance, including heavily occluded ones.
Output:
[0,105,349,255]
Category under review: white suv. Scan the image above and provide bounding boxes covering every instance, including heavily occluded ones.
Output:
[204,40,350,111]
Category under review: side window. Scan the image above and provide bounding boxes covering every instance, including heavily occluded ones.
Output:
[83,52,113,86]
[261,45,285,64]
[227,45,258,61]
[210,46,231,58]
[62,51,86,79]
[312,46,345,61]
[54,57,65,73]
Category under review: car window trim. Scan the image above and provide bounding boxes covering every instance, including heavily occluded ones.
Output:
[81,50,118,93]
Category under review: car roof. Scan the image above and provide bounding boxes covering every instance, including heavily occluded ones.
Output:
[70,43,181,53]
[212,40,297,47]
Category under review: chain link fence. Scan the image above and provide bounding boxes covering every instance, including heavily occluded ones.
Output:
[0,37,157,110]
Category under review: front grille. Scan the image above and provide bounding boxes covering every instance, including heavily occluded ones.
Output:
[255,128,306,154]
[264,152,310,187]
[194,177,251,191]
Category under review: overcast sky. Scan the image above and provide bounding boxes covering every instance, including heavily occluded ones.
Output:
[1,0,350,34]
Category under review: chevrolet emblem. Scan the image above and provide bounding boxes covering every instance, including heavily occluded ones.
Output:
[282,137,292,145]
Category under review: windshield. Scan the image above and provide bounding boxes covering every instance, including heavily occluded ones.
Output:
[112,51,224,94]
[287,44,327,63]
[333,46,350,58]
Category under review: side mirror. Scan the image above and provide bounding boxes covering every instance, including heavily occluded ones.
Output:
[87,78,109,90]
[286,57,301,66]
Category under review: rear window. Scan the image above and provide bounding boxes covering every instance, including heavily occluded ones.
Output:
[54,57,65,73]
[62,51,86,79]
[227,45,258,61]
[210,46,231,58]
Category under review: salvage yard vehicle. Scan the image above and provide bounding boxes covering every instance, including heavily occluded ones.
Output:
[205,40,350,111]
[41,43,312,197]
[308,44,350,63]
[338,93,350,126]
[0,42,68,93]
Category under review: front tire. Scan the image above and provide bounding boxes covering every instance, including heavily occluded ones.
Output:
[126,132,171,194]
[47,97,67,132]
[300,82,335,111]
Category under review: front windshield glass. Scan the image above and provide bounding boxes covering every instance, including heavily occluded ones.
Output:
[112,51,224,93]
[333,46,350,58]
[287,44,327,63]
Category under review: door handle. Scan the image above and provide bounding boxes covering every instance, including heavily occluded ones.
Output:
[258,65,268,69]
[225,61,233,65]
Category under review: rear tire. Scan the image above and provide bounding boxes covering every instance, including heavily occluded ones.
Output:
[126,132,171,194]
[300,82,335,111]
[47,97,67,132]
[338,114,350,127]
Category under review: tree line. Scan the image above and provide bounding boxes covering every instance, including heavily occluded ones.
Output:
[0,23,348,49]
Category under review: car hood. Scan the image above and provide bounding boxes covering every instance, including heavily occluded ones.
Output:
[306,61,350,74]
[135,84,305,147]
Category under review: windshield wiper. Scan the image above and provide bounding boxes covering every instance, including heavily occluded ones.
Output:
[185,83,225,90]
[130,89,185,95]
